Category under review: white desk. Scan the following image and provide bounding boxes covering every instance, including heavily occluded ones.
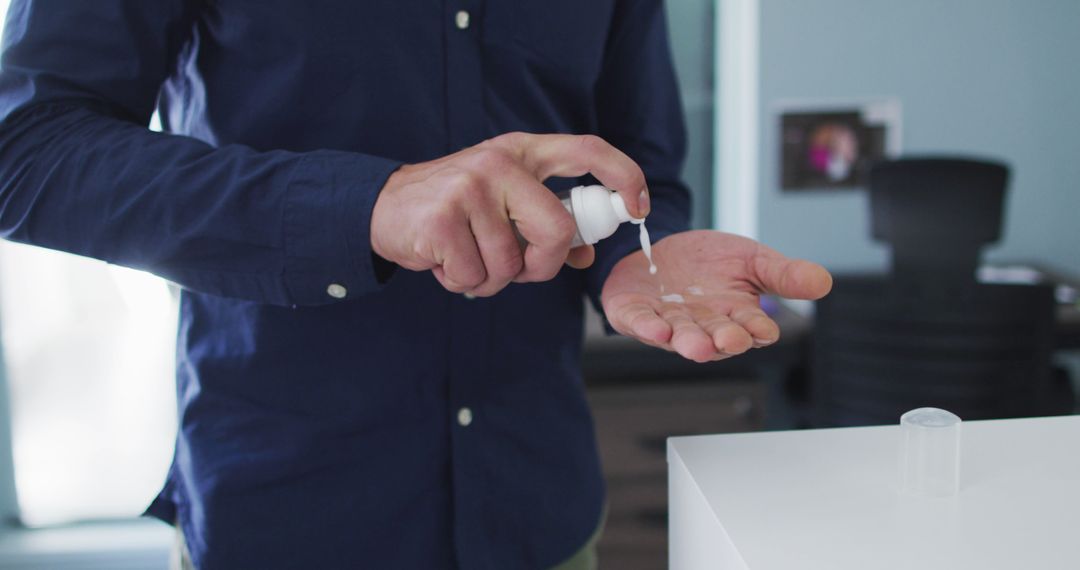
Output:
[668,415,1080,569]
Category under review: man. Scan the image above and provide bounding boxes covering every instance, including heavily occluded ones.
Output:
[0,1,831,569]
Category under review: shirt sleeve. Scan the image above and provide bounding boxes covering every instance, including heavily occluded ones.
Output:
[0,0,401,307]
[585,0,692,316]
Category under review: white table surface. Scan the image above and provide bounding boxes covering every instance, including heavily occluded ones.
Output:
[667,415,1080,570]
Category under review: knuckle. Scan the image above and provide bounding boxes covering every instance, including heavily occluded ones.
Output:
[448,169,479,190]
[447,263,485,291]
[613,162,647,194]
[494,131,527,148]
[410,242,430,264]
[578,134,607,153]
[443,170,482,201]
[471,147,512,171]
[461,265,486,288]
[426,208,458,237]
[491,249,523,281]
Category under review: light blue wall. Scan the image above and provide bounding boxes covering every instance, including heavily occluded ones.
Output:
[758,0,1080,274]
[666,0,714,229]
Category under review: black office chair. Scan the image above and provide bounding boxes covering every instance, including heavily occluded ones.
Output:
[870,157,1008,287]
[813,276,1057,426]
[812,157,1065,426]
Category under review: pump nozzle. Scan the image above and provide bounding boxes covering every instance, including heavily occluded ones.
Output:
[609,192,642,225]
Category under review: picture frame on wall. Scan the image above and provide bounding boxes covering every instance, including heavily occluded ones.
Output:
[777,99,902,191]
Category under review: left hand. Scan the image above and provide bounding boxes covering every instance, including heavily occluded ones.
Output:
[601,230,832,362]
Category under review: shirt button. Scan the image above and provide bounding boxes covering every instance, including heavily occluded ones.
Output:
[326,283,347,299]
[457,407,473,427]
[463,292,476,300]
[454,10,470,30]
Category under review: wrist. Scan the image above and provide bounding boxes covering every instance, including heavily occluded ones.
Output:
[370,165,411,262]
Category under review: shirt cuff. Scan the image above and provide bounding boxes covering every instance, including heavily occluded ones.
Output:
[282,149,402,305]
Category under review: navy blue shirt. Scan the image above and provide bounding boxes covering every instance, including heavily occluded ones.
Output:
[0,1,689,568]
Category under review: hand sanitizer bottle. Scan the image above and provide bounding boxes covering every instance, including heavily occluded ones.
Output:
[561,185,641,247]
[514,185,655,272]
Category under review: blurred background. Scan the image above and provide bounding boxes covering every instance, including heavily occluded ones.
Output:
[0,0,1078,568]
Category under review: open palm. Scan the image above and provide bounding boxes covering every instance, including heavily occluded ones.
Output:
[601,230,833,362]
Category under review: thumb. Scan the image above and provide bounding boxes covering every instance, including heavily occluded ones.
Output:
[565,244,595,269]
[753,256,833,300]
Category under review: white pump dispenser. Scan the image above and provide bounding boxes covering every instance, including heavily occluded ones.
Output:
[561,185,641,247]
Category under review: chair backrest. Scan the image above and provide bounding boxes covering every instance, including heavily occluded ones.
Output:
[870,158,1009,285]
[812,275,1056,427]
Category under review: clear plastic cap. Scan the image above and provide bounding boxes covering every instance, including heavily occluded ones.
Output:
[899,407,962,497]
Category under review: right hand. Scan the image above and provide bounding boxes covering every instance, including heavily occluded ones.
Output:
[370,132,651,297]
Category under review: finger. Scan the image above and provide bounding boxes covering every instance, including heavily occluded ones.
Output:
[500,173,577,283]
[432,223,487,293]
[612,301,672,345]
[729,306,780,347]
[659,304,716,363]
[453,153,573,282]
[464,204,524,297]
[752,249,834,301]
[690,310,754,356]
[565,245,595,269]
[513,133,650,218]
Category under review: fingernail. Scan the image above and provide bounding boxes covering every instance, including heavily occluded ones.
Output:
[637,189,650,217]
